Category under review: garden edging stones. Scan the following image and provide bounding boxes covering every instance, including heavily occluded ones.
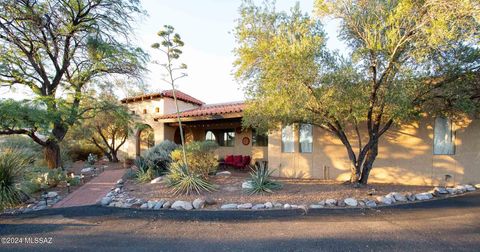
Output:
[98,184,479,213]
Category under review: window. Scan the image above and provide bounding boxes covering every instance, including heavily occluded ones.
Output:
[205,131,216,141]
[131,110,136,115]
[282,124,294,153]
[143,109,147,114]
[434,117,455,155]
[299,124,313,153]
[155,107,160,113]
[205,129,235,147]
[252,129,268,147]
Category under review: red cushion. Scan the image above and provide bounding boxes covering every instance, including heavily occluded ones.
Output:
[242,156,251,166]
[233,155,243,165]
[225,155,234,164]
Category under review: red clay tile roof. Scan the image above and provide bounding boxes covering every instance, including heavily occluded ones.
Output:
[120,90,204,105]
[156,101,244,120]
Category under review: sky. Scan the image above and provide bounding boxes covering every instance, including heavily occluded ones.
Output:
[0,0,345,104]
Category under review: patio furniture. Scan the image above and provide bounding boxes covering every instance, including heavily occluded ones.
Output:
[224,155,251,169]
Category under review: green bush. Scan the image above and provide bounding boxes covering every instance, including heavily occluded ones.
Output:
[166,162,216,195]
[134,156,157,183]
[0,148,32,210]
[0,136,42,160]
[142,140,178,174]
[245,163,282,195]
[170,141,219,178]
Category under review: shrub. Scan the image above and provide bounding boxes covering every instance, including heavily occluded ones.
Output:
[171,141,219,178]
[134,156,157,183]
[0,149,32,210]
[166,162,216,195]
[142,140,178,174]
[245,163,282,195]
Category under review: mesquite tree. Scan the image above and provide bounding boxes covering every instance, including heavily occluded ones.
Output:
[0,0,146,168]
[234,0,480,184]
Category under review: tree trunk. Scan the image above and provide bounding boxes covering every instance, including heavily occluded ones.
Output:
[111,150,119,163]
[44,140,61,169]
[359,142,379,184]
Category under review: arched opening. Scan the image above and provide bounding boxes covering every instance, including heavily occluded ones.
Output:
[136,124,155,156]
[173,127,193,145]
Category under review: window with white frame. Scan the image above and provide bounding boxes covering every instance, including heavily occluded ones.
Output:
[299,124,313,153]
[282,124,294,153]
[433,117,455,155]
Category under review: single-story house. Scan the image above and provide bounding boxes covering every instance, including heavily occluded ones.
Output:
[120,89,480,186]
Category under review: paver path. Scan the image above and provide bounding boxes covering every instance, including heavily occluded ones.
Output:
[53,169,125,208]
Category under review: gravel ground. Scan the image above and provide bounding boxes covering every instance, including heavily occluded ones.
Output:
[126,170,432,206]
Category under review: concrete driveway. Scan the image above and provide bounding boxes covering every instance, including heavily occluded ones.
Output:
[1,192,479,251]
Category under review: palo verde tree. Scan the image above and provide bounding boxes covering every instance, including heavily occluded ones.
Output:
[151,25,189,167]
[0,0,147,168]
[234,0,480,184]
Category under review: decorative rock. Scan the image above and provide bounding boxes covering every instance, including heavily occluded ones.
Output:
[309,204,324,209]
[265,202,273,209]
[47,191,58,198]
[100,197,112,206]
[237,203,253,209]
[106,191,115,198]
[242,181,253,189]
[23,208,33,213]
[150,177,163,184]
[415,192,433,201]
[80,167,93,173]
[154,200,166,210]
[434,187,448,194]
[274,203,283,208]
[252,204,265,210]
[475,184,480,189]
[392,192,407,202]
[406,193,416,201]
[283,203,292,209]
[365,200,377,207]
[376,196,393,205]
[337,201,346,207]
[216,171,231,176]
[193,198,206,209]
[455,185,466,193]
[205,197,217,205]
[147,200,156,209]
[162,201,171,209]
[116,179,124,184]
[140,203,148,209]
[122,203,133,208]
[358,200,366,207]
[34,205,47,211]
[171,201,193,210]
[446,188,458,194]
[325,199,337,206]
[291,205,299,209]
[465,185,476,191]
[172,200,193,210]
[221,203,238,210]
[317,200,326,206]
[385,194,396,203]
[367,188,377,196]
[344,198,358,207]
[114,188,121,194]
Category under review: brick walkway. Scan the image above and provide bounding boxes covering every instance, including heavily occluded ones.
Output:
[53,169,125,208]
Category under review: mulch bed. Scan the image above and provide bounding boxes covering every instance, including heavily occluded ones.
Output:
[125,169,432,207]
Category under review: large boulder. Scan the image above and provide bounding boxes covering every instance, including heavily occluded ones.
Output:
[154,200,166,210]
[192,198,206,209]
[325,199,337,206]
[265,202,273,209]
[344,198,358,207]
[390,192,407,202]
[171,201,193,210]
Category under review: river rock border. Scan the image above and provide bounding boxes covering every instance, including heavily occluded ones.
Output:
[100,182,480,211]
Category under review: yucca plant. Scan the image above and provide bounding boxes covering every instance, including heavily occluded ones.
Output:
[166,163,216,195]
[0,149,31,210]
[245,163,282,195]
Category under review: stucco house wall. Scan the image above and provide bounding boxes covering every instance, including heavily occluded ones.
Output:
[268,117,480,186]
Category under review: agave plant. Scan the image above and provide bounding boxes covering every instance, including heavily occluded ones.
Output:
[245,163,282,195]
[0,149,31,210]
[166,163,216,195]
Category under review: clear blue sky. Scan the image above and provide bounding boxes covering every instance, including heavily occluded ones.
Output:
[0,0,344,103]
[135,0,344,103]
